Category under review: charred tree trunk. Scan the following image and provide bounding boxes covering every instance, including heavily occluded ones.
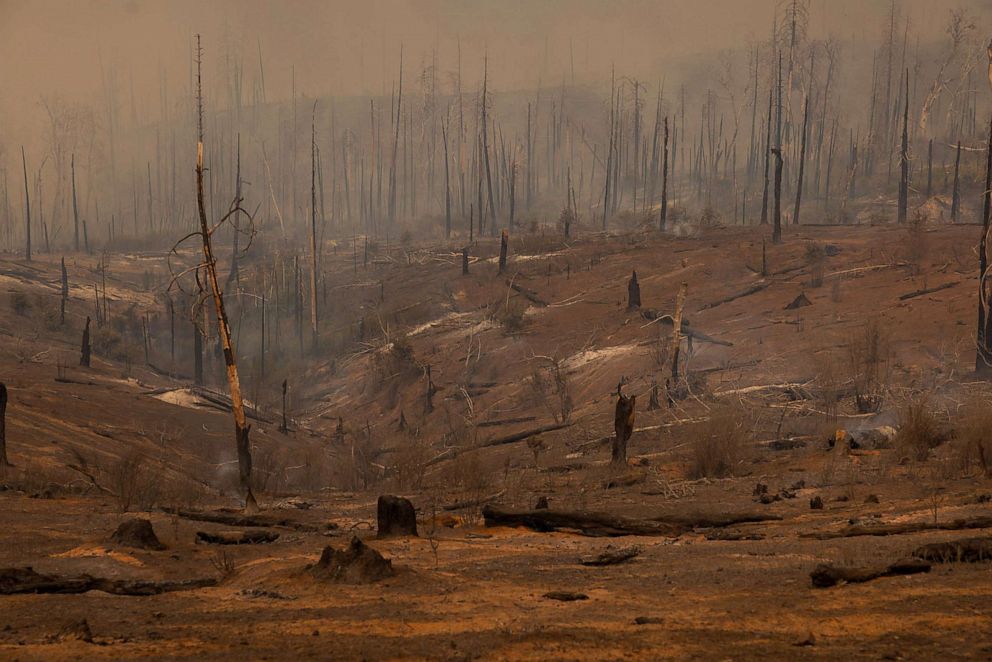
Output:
[21,147,30,262]
[0,382,8,467]
[442,120,451,239]
[462,246,469,275]
[193,318,203,386]
[280,379,289,433]
[60,258,68,325]
[498,229,508,275]
[660,116,669,231]
[80,316,91,367]
[71,154,80,252]
[760,83,772,225]
[772,148,783,244]
[926,138,933,199]
[897,70,909,224]
[309,104,320,351]
[952,141,961,222]
[793,95,809,226]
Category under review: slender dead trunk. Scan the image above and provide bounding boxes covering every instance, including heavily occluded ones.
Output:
[772,148,783,244]
[926,138,933,198]
[80,316,91,367]
[760,83,772,225]
[898,70,909,224]
[192,36,256,512]
[952,141,961,222]
[0,382,7,467]
[498,229,508,275]
[669,282,688,385]
[442,119,452,239]
[60,257,68,325]
[310,103,320,351]
[660,116,669,231]
[793,94,809,225]
[21,147,30,262]
[71,154,80,252]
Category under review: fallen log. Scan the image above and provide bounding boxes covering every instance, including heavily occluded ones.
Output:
[913,537,992,563]
[506,280,549,306]
[477,416,537,428]
[482,505,685,537]
[427,422,572,466]
[810,559,931,588]
[580,545,642,566]
[804,516,992,540]
[651,512,782,528]
[0,567,217,596]
[195,530,279,545]
[713,383,813,399]
[700,282,770,310]
[543,591,588,601]
[442,490,506,511]
[898,280,960,301]
[165,508,321,532]
[54,377,96,386]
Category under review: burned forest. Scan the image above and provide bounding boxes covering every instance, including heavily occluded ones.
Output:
[2,0,992,658]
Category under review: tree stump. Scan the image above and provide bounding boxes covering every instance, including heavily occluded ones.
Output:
[311,536,394,584]
[612,384,636,466]
[377,495,418,538]
[627,270,641,309]
[111,519,166,550]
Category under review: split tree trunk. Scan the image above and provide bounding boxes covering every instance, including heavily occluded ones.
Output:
[193,36,256,513]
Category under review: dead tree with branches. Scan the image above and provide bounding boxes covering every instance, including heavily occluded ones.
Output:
[171,36,258,512]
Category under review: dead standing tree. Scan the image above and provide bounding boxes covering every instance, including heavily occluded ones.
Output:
[171,36,258,512]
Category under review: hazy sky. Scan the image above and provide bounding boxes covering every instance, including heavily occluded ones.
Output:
[0,0,989,142]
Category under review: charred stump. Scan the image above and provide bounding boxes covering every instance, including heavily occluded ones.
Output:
[612,383,636,466]
[79,316,91,367]
[111,519,166,550]
[311,536,394,584]
[627,271,641,310]
[377,495,418,538]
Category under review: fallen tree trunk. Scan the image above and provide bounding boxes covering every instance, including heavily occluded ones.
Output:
[442,490,506,511]
[804,516,992,540]
[700,282,770,310]
[580,545,642,566]
[195,530,279,545]
[898,281,960,301]
[427,422,571,466]
[482,505,685,537]
[651,512,782,528]
[810,559,931,588]
[506,280,549,306]
[165,508,320,532]
[0,567,216,596]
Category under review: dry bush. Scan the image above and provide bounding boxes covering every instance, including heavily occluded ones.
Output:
[92,325,136,363]
[686,406,753,479]
[529,356,573,423]
[371,332,419,388]
[392,435,433,490]
[109,450,160,512]
[848,319,890,413]
[495,296,528,334]
[953,397,992,476]
[895,397,943,462]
